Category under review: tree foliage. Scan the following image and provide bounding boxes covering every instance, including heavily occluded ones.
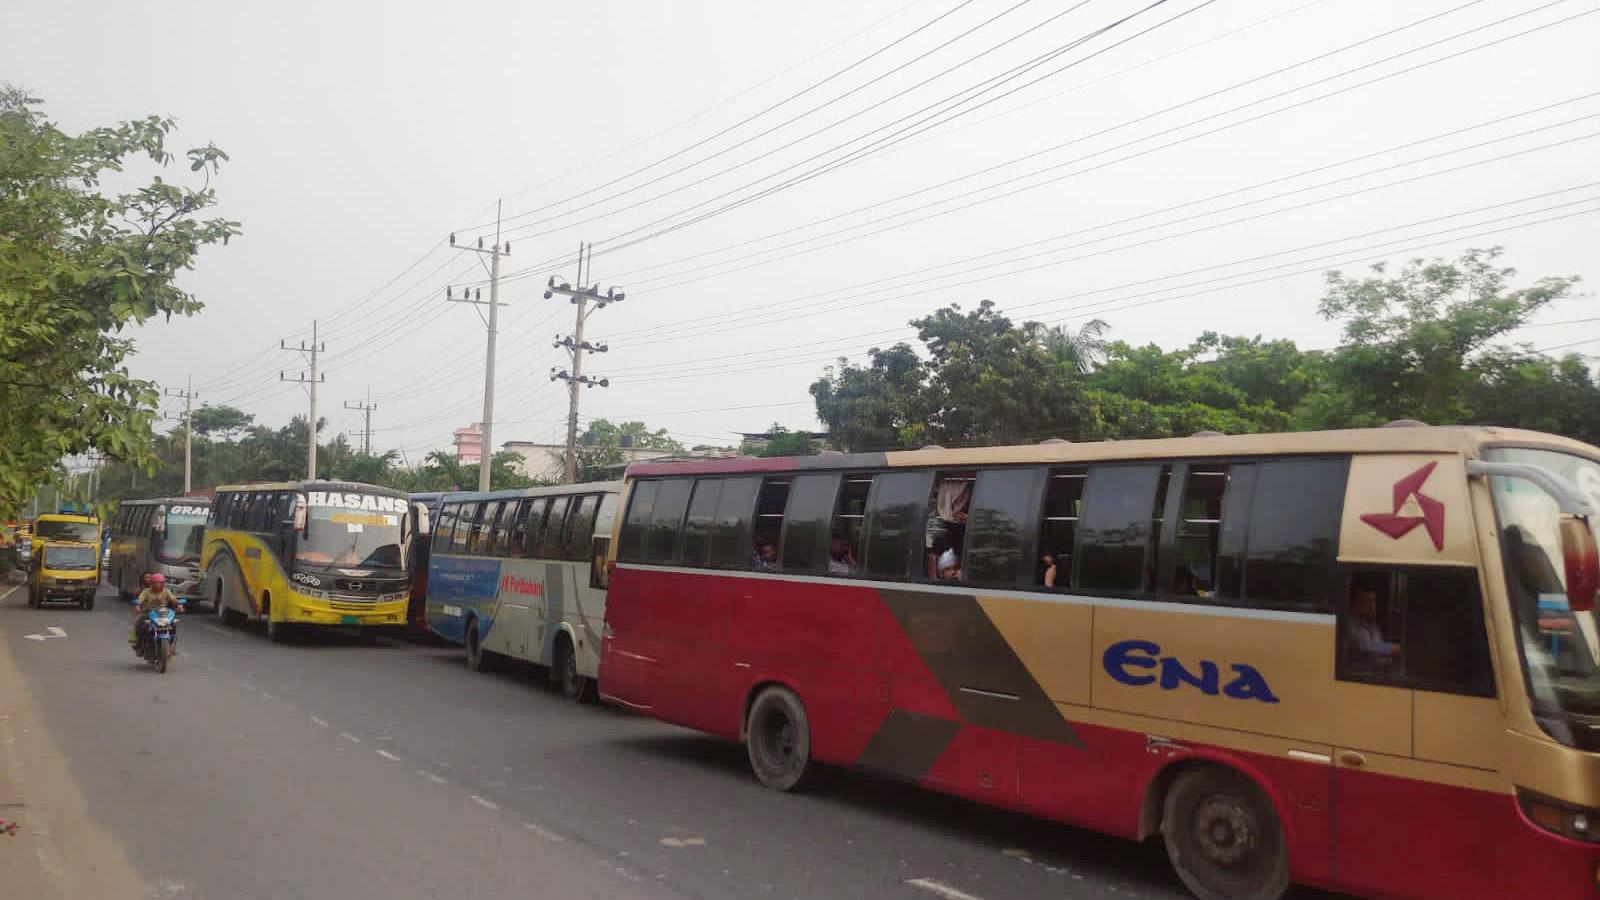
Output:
[738,423,819,458]
[566,419,684,482]
[0,87,238,515]
[812,249,1595,451]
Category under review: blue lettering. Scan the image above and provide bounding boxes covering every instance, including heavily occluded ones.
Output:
[1160,657,1220,695]
[1222,665,1280,704]
[1103,640,1160,686]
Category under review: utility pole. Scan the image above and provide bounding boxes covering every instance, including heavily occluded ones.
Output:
[164,376,198,494]
[344,389,378,456]
[281,320,326,481]
[547,242,623,484]
[448,200,511,492]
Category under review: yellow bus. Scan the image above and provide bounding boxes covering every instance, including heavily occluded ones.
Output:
[602,424,1600,900]
[202,481,412,641]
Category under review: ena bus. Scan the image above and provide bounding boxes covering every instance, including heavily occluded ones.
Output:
[426,483,619,700]
[202,481,412,641]
[601,425,1600,900]
[108,498,211,605]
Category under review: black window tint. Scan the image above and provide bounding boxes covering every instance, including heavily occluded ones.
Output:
[780,474,841,573]
[1215,464,1256,598]
[480,501,506,557]
[618,482,658,562]
[1076,465,1163,591]
[567,495,601,562]
[1038,468,1085,588]
[541,497,571,559]
[645,480,692,563]
[681,480,722,567]
[1243,458,1346,611]
[864,471,935,579]
[1174,465,1230,597]
[967,467,1046,587]
[506,499,530,558]
[709,477,761,568]
[435,504,459,552]
[522,498,551,558]
[751,478,790,569]
[248,493,271,532]
[1339,568,1494,697]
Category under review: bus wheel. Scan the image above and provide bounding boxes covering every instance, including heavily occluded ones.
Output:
[555,638,593,703]
[745,686,819,792]
[465,619,495,672]
[266,617,290,643]
[1162,766,1289,900]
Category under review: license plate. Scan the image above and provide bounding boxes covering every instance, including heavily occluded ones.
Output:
[340,615,359,625]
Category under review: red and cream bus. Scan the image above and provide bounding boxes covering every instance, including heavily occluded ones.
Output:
[601,425,1600,900]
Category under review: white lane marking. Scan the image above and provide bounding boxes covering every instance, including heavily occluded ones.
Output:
[239,682,255,691]
[376,749,401,762]
[0,585,21,603]
[310,717,329,728]
[469,795,500,810]
[339,732,361,744]
[259,692,274,700]
[659,836,706,847]
[906,878,985,900]
[23,626,68,641]
[523,822,566,842]
[417,770,447,784]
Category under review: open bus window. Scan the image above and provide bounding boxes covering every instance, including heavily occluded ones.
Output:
[1338,569,1494,696]
[1173,466,1229,597]
[924,472,974,580]
[829,475,873,576]
[751,478,790,570]
[1038,468,1086,588]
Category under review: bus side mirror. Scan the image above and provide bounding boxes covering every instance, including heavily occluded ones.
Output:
[1560,516,1599,613]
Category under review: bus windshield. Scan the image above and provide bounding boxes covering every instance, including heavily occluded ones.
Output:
[296,501,405,571]
[36,520,98,543]
[158,507,208,563]
[43,544,97,571]
[1487,447,1600,749]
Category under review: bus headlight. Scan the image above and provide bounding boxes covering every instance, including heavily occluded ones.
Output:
[1519,788,1600,842]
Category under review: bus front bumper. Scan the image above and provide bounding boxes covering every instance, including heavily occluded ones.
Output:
[282,600,408,629]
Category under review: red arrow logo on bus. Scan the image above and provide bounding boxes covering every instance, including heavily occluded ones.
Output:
[1360,461,1445,551]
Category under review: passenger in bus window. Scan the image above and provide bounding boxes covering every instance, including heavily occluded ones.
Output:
[936,542,961,580]
[1040,553,1058,587]
[751,542,778,571]
[827,536,856,575]
[1347,580,1402,672]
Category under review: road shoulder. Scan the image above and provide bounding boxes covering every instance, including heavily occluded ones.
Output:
[0,582,145,899]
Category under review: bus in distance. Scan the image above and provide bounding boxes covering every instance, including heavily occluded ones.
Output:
[600,425,1600,900]
[108,498,212,606]
[202,481,412,641]
[426,482,619,700]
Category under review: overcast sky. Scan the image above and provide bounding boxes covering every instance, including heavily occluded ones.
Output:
[7,0,1598,457]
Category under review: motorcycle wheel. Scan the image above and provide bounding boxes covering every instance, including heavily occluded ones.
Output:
[157,641,170,673]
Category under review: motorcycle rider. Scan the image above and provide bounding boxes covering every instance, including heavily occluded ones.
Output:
[131,573,183,653]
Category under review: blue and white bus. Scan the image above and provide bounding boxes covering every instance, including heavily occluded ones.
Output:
[426,482,620,700]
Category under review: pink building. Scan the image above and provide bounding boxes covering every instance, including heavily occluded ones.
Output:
[453,423,483,465]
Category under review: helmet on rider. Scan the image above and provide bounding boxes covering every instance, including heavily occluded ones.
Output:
[148,573,166,589]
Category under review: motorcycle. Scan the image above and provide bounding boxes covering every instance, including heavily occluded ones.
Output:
[134,605,181,673]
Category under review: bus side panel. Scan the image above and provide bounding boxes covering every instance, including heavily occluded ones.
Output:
[650,569,736,739]
[427,555,501,644]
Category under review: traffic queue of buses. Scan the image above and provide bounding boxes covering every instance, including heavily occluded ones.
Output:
[23,424,1600,900]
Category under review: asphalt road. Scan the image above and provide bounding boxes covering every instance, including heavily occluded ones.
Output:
[2,579,1307,900]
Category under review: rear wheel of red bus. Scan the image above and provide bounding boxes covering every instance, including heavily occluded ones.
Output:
[1162,766,1289,900]
[745,686,821,792]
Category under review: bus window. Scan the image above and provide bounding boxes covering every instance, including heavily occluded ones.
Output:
[566,495,600,562]
[966,467,1046,587]
[925,472,975,580]
[1038,468,1086,588]
[681,480,723,567]
[1338,568,1494,696]
[1173,465,1230,597]
[863,471,934,579]
[709,477,761,569]
[1077,465,1165,592]
[494,500,522,558]
[478,501,506,557]
[522,497,551,558]
[779,474,840,574]
[451,504,479,554]
[1240,458,1346,611]
[435,503,460,552]
[1214,464,1257,599]
[830,475,873,576]
[751,478,790,569]
[539,497,571,559]
[618,483,658,562]
[644,481,691,564]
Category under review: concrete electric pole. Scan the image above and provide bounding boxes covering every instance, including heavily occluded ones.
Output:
[164,376,198,494]
[344,391,378,456]
[281,320,326,481]
[546,243,622,484]
[448,201,511,492]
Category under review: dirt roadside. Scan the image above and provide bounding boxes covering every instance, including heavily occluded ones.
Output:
[0,581,145,899]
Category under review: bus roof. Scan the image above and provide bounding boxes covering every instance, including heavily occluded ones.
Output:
[439,481,623,504]
[117,496,211,506]
[624,425,1600,478]
[32,512,98,525]
[211,480,409,499]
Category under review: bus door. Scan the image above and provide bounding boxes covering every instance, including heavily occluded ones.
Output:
[1329,455,1500,894]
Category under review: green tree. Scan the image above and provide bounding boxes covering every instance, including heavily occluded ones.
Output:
[810,343,928,452]
[1315,247,1578,425]
[191,404,254,440]
[739,423,819,458]
[1027,318,1110,374]
[564,419,683,482]
[0,87,237,515]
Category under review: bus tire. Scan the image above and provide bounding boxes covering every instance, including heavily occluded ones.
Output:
[465,618,495,672]
[555,636,593,703]
[1162,766,1290,900]
[745,685,819,792]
